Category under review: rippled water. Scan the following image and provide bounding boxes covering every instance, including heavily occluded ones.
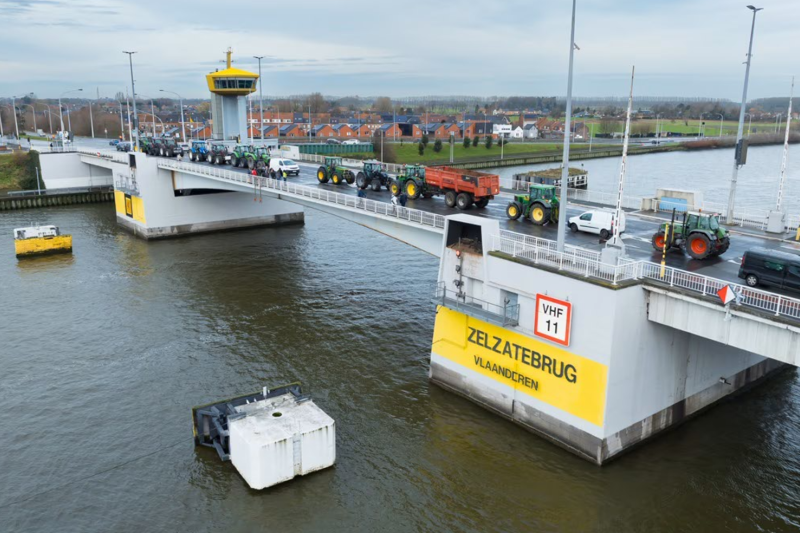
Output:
[1,200,799,532]
[489,143,800,213]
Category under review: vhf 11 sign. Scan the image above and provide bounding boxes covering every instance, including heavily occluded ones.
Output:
[534,294,572,347]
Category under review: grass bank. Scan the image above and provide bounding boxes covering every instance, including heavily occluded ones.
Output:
[0,151,43,194]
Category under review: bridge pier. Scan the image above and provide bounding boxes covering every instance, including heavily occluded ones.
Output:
[110,153,304,239]
[430,216,789,464]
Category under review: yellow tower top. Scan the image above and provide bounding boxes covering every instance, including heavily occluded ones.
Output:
[206,48,258,96]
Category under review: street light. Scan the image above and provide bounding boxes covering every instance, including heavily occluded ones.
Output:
[58,88,82,138]
[698,112,705,137]
[10,96,20,139]
[23,104,37,133]
[774,113,782,133]
[254,56,265,143]
[727,4,763,224]
[655,113,662,141]
[160,89,185,141]
[123,51,139,151]
[556,0,578,253]
[136,94,157,136]
[744,113,753,135]
[139,111,163,132]
[43,106,54,134]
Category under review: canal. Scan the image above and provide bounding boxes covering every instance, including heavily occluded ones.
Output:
[489,143,800,214]
[2,153,799,532]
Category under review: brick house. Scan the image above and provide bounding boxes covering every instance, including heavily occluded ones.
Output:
[331,124,355,137]
[280,124,303,137]
[311,124,336,137]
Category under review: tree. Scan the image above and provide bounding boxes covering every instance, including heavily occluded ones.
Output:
[418,142,424,156]
[421,133,429,146]
[472,135,479,147]
[631,122,653,137]
[373,96,392,113]
[433,139,442,152]
[485,136,493,149]
[463,136,471,149]
[598,117,620,134]
[115,91,125,102]
[306,92,327,113]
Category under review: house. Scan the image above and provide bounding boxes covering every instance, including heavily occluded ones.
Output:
[331,124,355,137]
[280,124,303,137]
[311,124,336,137]
[459,121,493,138]
[509,126,524,139]
[493,124,513,138]
[424,123,460,138]
[398,123,423,138]
[260,124,279,138]
[377,123,402,138]
[348,123,372,137]
[523,124,539,139]
[521,113,541,126]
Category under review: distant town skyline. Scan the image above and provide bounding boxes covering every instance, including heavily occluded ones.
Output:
[2,0,798,100]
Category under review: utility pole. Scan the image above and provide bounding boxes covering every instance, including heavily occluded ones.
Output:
[123,51,139,151]
[556,0,578,253]
[254,56,264,142]
[727,5,762,224]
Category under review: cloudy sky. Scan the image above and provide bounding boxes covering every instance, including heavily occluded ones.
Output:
[1,0,797,101]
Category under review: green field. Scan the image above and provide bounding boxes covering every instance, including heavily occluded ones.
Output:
[365,142,615,164]
[581,118,783,137]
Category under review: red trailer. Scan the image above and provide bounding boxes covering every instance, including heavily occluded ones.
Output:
[419,166,501,209]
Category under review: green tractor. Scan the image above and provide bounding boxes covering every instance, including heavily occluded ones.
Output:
[390,164,433,199]
[651,211,730,260]
[506,184,560,225]
[356,160,392,191]
[317,156,355,185]
[230,144,254,168]
[140,136,154,154]
[253,147,271,176]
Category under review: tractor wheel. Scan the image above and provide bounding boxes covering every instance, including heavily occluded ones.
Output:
[651,232,667,252]
[456,192,473,210]
[474,198,490,209]
[189,152,195,162]
[444,190,457,208]
[405,180,421,200]
[356,172,367,189]
[345,171,355,184]
[206,153,213,163]
[530,203,550,225]
[715,236,731,256]
[687,233,712,260]
[317,167,329,183]
[370,179,381,192]
[390,180,402,196]
[506,202,522,220]
[159,147,164,157]
[231,157,238,167]
[215,155,222,165]
[569,222,578,232]
[332,172,342,185]
[745,274,759,287]
[248,159,255,170]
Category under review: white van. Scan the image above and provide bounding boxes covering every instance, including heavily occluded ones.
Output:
[269,158,300,176]
[568,210,626,239]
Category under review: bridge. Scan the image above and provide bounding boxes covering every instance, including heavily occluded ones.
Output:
[44,148,800,464]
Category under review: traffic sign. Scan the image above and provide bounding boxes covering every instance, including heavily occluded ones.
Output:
[534,294,572,346]
[717,285,736,305]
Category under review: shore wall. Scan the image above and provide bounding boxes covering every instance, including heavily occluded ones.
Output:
[0,190,114,210]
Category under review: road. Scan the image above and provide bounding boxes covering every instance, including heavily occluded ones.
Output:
[187,155,798,294]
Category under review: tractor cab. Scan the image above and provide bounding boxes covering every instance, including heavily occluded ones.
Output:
[528,183,556,202]
[403,164,426,179]
[506,184,559,225]
[363,161,384,174]
[651,211,730,260]
[325,156,342,168]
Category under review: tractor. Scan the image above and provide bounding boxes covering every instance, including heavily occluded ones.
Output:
[208,144,230,165]
[155,137,180,157]
[356,160,392,191]
[254,148,271,176]
[188,140,209,162]
[140,136,154,155]
[506,183,560,225]
[651,211,730,260]
[317,156,355,185]
[230,145,254,168]
[390,165,432,199]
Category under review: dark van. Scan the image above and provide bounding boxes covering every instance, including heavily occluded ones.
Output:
[738,247,800,291]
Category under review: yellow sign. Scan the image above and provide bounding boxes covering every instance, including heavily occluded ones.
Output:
[114,190,147,224]
[432,307,607,426]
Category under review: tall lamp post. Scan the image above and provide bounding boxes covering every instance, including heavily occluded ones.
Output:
[10,96,20,139]
[556,0,578,253]
[254,56,264,142]
[727,5,762,224]
[123,51,140,151]
[136,94,157,136]
[715,113,724,137]
[43,106,54,134]
[58,88,82,139]
[23,104,37,133]
[160,89,185,141]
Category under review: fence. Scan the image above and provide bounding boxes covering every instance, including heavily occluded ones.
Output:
[433,281,520,327]
[158,160,446,231]
[490,234,800,321]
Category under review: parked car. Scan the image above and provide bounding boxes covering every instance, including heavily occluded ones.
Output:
[326,138,342,145]
[342,139,360,145]
[269,158,300,177]
[568,209,626,240]
[738,247,800,291]
[109,139,120,146]
[116,141,132,152]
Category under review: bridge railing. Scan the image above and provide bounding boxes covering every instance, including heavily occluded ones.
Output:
[76,148,129,164]
[491,234,800,321]
[158,159,446,231]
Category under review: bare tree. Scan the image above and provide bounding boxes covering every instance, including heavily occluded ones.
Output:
[373,97,392,113]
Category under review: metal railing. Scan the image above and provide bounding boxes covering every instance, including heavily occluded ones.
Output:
[433,282,520,327]
[490,234,800,321]
[158,159,446,231]
[76,148,129,164]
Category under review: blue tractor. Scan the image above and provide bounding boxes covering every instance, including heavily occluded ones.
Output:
[188,140,210,162]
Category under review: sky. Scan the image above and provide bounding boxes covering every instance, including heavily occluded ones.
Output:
[1,0,798,101]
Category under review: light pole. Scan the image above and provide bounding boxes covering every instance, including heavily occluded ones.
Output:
[123,51,139,151]
[556,0,578,253]
[88,100,95,138]
[744,113,753,135]
[118,100,125,140]
[160,89,185,141]
[254,56,264,143]
[43,106,54,134]
[698,113,705,137]
[11,96,20,139]
[715,113,724,137]
[58,88,82,139]
[589,123,594,151]
[774,114,782,133]
[139,111,163,133]
[136,94,157,136]
[727,5,762,224]
[23,104,37,133]
[655,113,662,141]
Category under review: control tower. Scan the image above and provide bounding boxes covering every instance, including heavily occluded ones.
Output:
[206,48,258,141]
